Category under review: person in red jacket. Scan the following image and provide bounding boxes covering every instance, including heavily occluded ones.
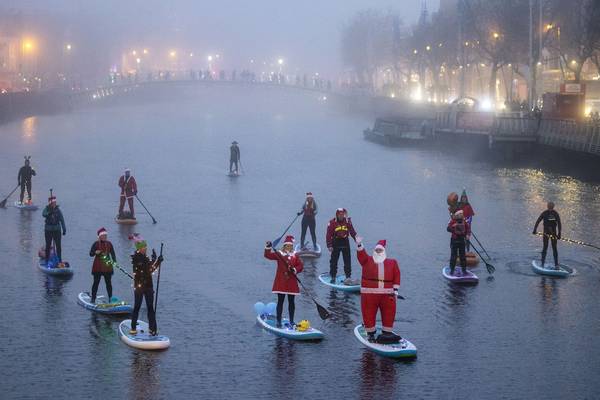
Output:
[326,208,358,283]
[89,227,116,303]
[458,189,475,251]
[356,237,401,344]
[264,235,304,328]
[118,168,137,219]
[447,210,471,276]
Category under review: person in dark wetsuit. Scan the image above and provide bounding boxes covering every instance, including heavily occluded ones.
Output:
[17,157,36,204]
[129,235,163,335]
[533,202,562,269]
[229,141,241,174]
[298,192,318,250]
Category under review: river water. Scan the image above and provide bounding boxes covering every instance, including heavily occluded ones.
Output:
[1,86,599,400]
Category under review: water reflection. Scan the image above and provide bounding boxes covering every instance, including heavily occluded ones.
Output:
[270,338,296,392]
[43,274,71,296]
[327,290,359,328]
[357,351,399,399]
[21,116,37,141]
[19,210,34,253]
[129,351,161,400]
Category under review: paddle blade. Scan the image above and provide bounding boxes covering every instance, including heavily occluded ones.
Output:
[315,302,330,320]
[486,262,496,275]
[272,237,282,249]
[0,199,7,208]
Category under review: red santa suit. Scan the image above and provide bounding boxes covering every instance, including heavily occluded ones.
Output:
[118,170,137,217]
[357,240,400,334]
[264,246,304,295]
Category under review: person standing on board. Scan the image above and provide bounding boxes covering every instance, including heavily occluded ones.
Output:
[43,195,66,264]
[17,156,36,205]
[447,210,470,276]
[129,234,163,336]
[264,236,304,328]
[118,168,137,219]
[230,141,241,174]
[356,238,401,343]
[326,208,358,284]
[532,202,562,269]
[458,189,475,251]
[89,227,115,303]
[298,192,318,250]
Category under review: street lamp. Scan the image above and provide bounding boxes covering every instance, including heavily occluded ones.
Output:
[207,55,213,62]
[66,44,72,51]
[169,50,177,58]
[132,50,137,56]
[143,49,148,55]
[493,32,500,39]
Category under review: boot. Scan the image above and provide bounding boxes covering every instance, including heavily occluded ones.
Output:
[377,331,401,344]
[330,275,336,284]
[276,320,282,329]
[461,267,468,275]
[367,332,376,342]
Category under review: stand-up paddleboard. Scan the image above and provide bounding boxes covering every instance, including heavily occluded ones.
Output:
[77,292,132,315]
[294,243,321,258]
[531,260,573,277]
[118,319,170,350]
[442,266,478,284]
[354,325,417,359]
[318,273,360,292]
[38,258,73,276]
[227,171,241,177]
[14,201,38,211]
[115,215,137,225]
[256,313,324,341]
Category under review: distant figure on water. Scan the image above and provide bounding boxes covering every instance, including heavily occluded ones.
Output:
[298,192,318,250]
[17,156,36,205]
[457,189,475,251]
[118,168,137,219]
[447,210,470,276]
[533,202,562,269]
[89,227,115,303]
[43,195,66,264]
[129,234,163,336]
[326,208,358,284]
[356,238,402,343]
[264,236,304,328]
[229,141,241,174]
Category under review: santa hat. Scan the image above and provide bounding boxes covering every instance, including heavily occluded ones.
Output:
[48,196,57,204]
[375,240,387,250]
[129,233,147,250]
[97,227,108,237]
[306,192,313,198]
[283,235,295,246]
[124,168,131,173]
[336,208,345,215]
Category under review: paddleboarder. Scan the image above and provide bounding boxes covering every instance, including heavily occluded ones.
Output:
[129,234,163,336]
[326,208,358,284]
[264,235,304,328]
[458,189,475,251]
[533,201,562,269]
[447,210,470,276]
[42,196,66,264]
[356,238,401,344]
[118,168,137,219]
[298,192,318,250]
[89,227,115,303]
[229,141,241,174]
[17,156,36,205]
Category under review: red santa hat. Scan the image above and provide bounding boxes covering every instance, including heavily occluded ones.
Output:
[97,227,108,237]
[124,168,131,173]
[336,208,345,216]
[375,240,387,250]
[283,235,295,245]
[306,192,313,198]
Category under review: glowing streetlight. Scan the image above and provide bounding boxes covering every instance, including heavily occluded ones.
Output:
[492,32,500,39]
[22,40,34,52]
[136,58,141,64]
[546,23,554,31]
[143,49,148,55]
[207,55,213,62]
[132,50,137,56]
[426,45,431,51]
[169,50,177,58]
[65,44,72,51]
[413,49,418,55]
[278,58,284,65]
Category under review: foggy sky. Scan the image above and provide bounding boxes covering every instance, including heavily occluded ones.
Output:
[8,0,440,75]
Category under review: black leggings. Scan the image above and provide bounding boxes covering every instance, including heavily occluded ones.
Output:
[301,216,317,247]
[330,246,352,278]
[20,181,31,202]
[91,272,113,302]
[449,239,467,273]
[131,288,156,332]
[276,293,296,324]
[45,230,61,262]
[542,235,559,266]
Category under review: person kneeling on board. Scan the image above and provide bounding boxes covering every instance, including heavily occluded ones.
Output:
[532,201,562,269]
[447,210,470,276]
[89,227,115,303]
[130,234,163,336]
[264,236,304,328]
[356,238,401,344]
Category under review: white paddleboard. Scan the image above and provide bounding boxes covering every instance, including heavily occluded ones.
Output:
[354,324,417,358]
[14,201,38,210]
[294,243,322,258]
[318,273,360,292]
[442,266,479,284]
[77,292,132,315]
[118,319,170,350]
[531,260,573,277]
[256,314,324,341]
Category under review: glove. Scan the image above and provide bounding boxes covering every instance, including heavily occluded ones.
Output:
[297,212,302,216]
[557,233,561,240]
[355,236,363,246]
[266,241,272,248]
[151,249,157,261]
[289,267,297,274]
[157,255,164,263]
[62,230,66,236]
[532,230,537,235]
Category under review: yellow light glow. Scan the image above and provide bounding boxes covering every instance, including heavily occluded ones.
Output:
[546,23,553,30]
[132,50,137,56]
[66,44,72,51]
[571,60,577,65]
[143,49,148,54]
[493,32,500,39]
[413,49,418,55]
[426,45,431,51]
[169,51,177,58]
[22,39,35,52]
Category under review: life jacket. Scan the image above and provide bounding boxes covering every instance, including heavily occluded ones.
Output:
[334,222,350,238]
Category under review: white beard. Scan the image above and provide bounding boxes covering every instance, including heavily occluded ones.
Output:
[373,250,386,263]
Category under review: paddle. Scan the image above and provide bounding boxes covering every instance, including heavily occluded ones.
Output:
[239,159,245,175]
[0,184,19,208]
[103,253,134,279]
[270,245,330,320]
[271,213,301,248]
[534,232,600,251]
[467,240,495,274]
[470,231,491,260]
[154,243,164,313]
[135,195,157,224]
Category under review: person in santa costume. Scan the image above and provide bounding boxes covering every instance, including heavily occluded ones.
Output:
[447,209,470,276]
[326,208,358,283]
[118,168,137,219]
[457,189,475,251]
[356,237,402,343]
[264,235,304,328]
[89,227,116,303]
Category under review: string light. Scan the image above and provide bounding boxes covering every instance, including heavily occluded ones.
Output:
[534,233,600,250]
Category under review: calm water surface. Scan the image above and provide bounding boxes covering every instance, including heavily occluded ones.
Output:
[1,87,599,399]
